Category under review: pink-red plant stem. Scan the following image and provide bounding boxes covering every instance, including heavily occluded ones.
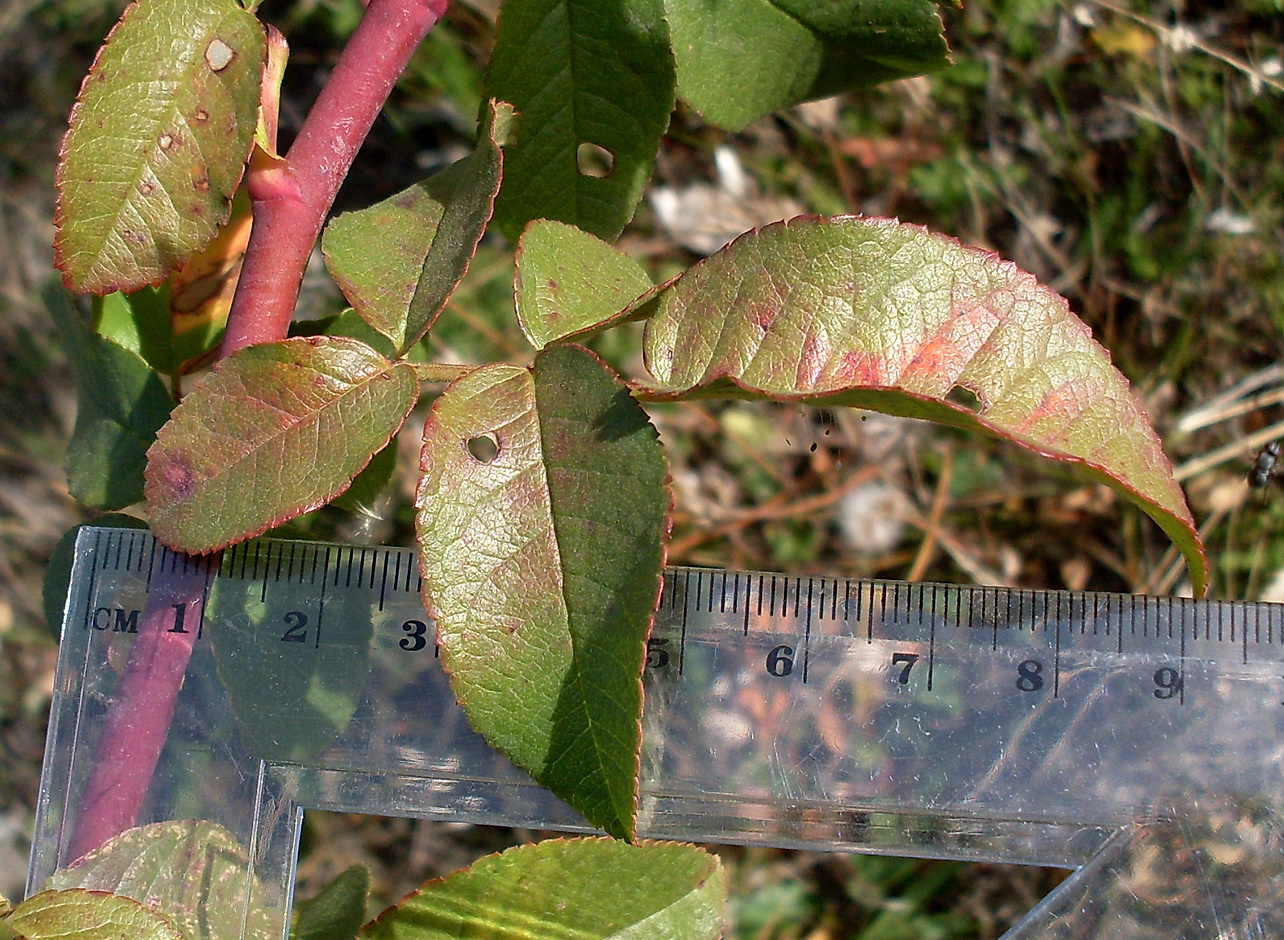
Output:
[70,0,448,862]
[68,561,213,862]
[221,0,449,355]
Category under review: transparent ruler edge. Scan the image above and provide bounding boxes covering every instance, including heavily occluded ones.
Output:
[37,527,1284,940]
[61,526,1284,747]
[52,531,1284,837]
[58,527,1284,830]
[70,526,1284,665]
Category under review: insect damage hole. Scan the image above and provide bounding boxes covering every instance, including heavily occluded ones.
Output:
[205,38,235,71]
[576,142,615,178]
[946,385,982,412]
[466,433,500,464]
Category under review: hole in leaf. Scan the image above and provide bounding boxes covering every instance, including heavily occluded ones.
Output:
[466,433,500,464]
[576,142,615,178]
[947,385,982,412]
[205,38,235,71]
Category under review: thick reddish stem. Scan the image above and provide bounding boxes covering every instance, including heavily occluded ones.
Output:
[68,561,213,861]
[69,0,447,861]
[221,0,448,355]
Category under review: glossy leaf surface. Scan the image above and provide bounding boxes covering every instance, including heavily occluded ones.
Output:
[483,0,674,241]
[44,821,273,939]
[515,220,653,349]
[6,890,182,940]
[322,102,512,355]
[640,216,1207,593]
[417,345,668,838]
[46,286,174,511]
[146,336,416,553]
[361,838,724,939]
[55,0,264,293]
[665,0,950,131]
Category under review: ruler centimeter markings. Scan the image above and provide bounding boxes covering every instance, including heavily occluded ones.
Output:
[62,526,1284,717]
[38,527,1284,940]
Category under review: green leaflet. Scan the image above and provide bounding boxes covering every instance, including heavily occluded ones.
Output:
[665,0,951,131]
[145,336,417,553]
[43,821,273,940]
[5,890,182,940]
[416,345,669,838]
[292,866,369,940]
[322,102,513,356]
[515,220,653,349]
[639,216,1208,594]
[46,286,174,511]
[483,0,675,241]
[360,838,724,939]
[55,0,264,293]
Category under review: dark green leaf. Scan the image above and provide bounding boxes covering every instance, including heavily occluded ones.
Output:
[292,865,369,940]
[515,220,653,349]
[46,285,175,510]
[639,216,1208,593]
[665,0,950,131]
[145,336,417,553]
[322,102,513,356]
[360,838,724,939]
[54,0,265,292]
[417,346,669,838]
[483,0,675,241]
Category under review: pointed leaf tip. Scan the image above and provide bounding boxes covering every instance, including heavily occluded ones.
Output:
[515,219,653,349]
[639,215,1207,594]
[322,100,509,356]
[416,345,669,837]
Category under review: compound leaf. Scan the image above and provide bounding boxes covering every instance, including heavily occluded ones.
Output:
[361,838,724,940]
[483,0,674,241]
[55,0,264,293]
[416,345,668,839]
[146,336,416,553]
[639,216,1208,594]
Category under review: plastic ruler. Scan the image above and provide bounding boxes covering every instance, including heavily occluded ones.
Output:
[27,527,1284,938]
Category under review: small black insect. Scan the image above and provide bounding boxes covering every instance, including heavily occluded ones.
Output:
[1249,441,1281,488]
